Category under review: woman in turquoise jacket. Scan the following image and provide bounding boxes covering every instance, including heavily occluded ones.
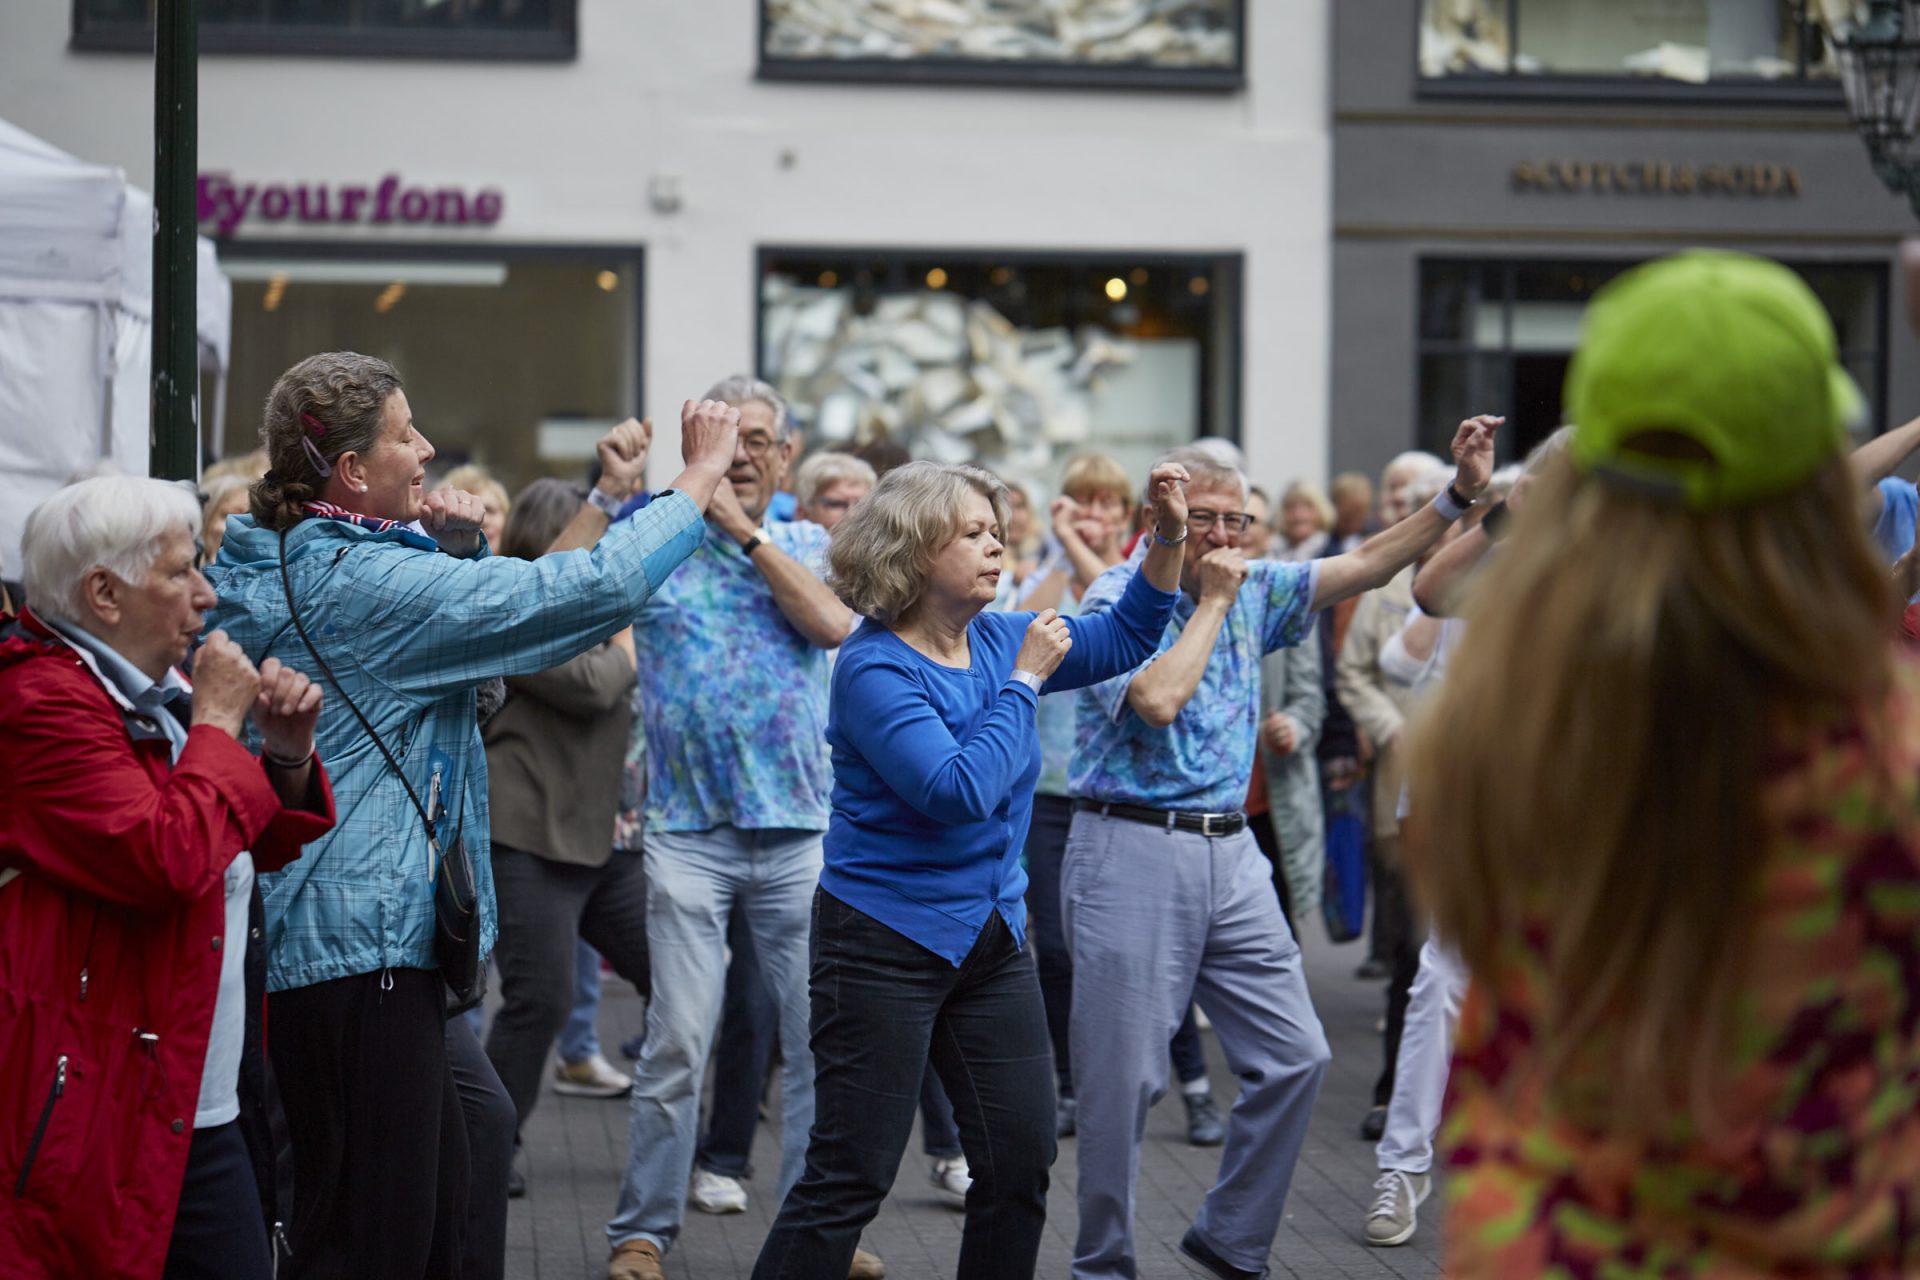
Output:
[205,351,738,1280]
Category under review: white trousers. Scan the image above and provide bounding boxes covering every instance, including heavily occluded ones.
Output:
[1374,934,1468,1175]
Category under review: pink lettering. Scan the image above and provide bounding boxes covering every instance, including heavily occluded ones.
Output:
[473,190,503,225]
[398,189,432,222]
[258,185,292,220]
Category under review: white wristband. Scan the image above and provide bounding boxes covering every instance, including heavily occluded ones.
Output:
[1008,669,1044,695]
[587,486,624,519]
[1431,486,1468,522]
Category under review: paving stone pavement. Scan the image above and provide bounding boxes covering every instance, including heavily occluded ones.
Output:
[500,919,1445,1280]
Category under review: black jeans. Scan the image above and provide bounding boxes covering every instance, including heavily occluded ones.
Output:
[483,845,651,1133]
[271,967,467,1280]
[1026,794,1208,1100]
[695,902,780,1178]
[448,1015,515,1280]
[1370,838,1425,1108]
[752,890,1056,1280]
[163,1121,273,1280]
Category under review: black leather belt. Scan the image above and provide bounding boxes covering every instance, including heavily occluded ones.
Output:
[1073,799,1247,838]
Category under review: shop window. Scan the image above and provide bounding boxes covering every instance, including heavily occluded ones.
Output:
[73,0,576,58]
[759,0,1244,90]
[1415,257,1886,461]
[757,249,1241,494]
[1419,0,1852,93]
[214,248,640,490]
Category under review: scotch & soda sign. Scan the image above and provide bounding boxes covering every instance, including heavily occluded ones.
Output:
[196,172,505,236]
[1513,160,1802,197]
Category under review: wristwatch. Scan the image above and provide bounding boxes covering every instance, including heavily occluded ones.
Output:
[740,526,771,556]
[1008,669,1045,695]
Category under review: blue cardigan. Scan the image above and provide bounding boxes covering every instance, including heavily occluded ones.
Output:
[819,567,1177,964]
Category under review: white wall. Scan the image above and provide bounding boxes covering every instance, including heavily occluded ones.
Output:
[0,0,1331,491]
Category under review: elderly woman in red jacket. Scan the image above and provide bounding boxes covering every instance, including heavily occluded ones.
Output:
[0,476,336,1280]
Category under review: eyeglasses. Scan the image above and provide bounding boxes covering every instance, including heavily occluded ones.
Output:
[1188,508,1256,534]
[740,432,780,460]
[812,497,854,513]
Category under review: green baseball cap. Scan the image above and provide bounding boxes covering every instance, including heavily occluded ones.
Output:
[1565,250,1861,509]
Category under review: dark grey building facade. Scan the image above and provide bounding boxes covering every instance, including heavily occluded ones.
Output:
[1332,1,1920,473]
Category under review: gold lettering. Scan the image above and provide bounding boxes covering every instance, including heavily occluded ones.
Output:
[1513,161,1544,190]
[1785,167,1802,195]
[1674,165,1697,194]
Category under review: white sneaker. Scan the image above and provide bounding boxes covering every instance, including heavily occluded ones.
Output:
[1365,1168,1431,1247]
[552,1053,632,1098]
[929,1156,971,1208]
[689,1169,749,1215]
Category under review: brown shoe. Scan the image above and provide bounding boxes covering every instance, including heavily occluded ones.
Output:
[849,1245,887,1279]
[608,1238,664,1280]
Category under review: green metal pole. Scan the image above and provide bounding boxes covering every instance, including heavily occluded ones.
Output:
[152,0,199,481]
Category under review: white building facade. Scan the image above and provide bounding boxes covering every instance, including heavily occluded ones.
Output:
[1,2,1331,500]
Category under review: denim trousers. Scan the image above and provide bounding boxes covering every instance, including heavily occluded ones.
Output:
[557,937,605,1065]
[607,827,821,1255]
[752,890,1056,1280]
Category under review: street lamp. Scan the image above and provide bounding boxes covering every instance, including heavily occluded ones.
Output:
[1836,0,1920,218]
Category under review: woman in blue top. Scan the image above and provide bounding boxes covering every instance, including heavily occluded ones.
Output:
[753,459,1190,1280]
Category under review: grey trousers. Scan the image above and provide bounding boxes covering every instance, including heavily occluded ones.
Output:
[1062,810,1330,1279]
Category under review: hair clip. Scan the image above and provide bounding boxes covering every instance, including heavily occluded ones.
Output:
[301,435,334,478]
[300,412,329,438]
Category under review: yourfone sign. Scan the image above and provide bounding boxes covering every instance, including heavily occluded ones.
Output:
[197,173,505,236]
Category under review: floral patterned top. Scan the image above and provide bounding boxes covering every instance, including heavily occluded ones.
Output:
[631,520,834,833]
[1069,546,1319,812]
[1442,658,1920,1277]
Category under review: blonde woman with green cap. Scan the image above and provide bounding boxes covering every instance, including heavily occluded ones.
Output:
[1404,250,1920,1275]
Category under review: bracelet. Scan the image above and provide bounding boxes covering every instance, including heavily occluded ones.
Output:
[264,746,314,771]
[1432,483,1475,523]
[1152,524,1188,547]
[1008,669,1045,695]
[587,486,624,519]
[1480,499,1511,542]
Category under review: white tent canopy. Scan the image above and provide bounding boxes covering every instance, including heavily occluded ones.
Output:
[0,117,231,578]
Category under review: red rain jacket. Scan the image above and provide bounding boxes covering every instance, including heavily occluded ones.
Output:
[0,611,335,1279]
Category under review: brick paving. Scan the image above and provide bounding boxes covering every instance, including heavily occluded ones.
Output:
[501,920,1444,1280]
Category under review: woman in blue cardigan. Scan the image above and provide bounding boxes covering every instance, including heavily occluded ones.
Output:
[753,459,1189,1280]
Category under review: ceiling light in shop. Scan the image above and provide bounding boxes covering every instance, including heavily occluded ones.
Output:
[223,260,508,287]
[374,282,407,314]
[1189,276,1210,296]
[1129,268,1148,286]
[990,267,1013,286]
[262,272,287,312]
[925,267,948,289]
[818,270,839,288]
[1104,277,1128,302]
[597,270,619,292]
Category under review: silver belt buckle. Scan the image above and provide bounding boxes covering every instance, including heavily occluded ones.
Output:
[1200,812,1228,837]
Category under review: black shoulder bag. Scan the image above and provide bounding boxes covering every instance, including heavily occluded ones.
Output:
[276,529,484,1011]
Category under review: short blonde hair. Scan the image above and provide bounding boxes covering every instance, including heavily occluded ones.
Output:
[1330,472,1372,506]
[795,452,878,507]
[437,464,511,516]
[1280,480,1335,530]
[1060,452,1133,510]
[828,461,1009,627]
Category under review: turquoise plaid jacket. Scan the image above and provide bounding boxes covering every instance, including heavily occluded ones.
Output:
[205,493,703,992]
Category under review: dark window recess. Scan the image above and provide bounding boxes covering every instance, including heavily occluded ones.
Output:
[1414,257,1887,462]
[72,0,576,59]
[1418,0,1847,99]
[758,0,1244,91]
[757,247,1242,493]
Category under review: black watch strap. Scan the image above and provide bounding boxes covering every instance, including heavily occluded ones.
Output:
[741,532,767,556]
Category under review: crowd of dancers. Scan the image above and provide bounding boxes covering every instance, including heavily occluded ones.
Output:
[6,250,1920,1280]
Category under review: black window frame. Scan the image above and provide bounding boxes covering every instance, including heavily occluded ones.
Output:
[71,0,577,60]
[1412,255,1890,459]
[755,0,1246,92]
[1413,0,1846,104]
[754,244,1245,447]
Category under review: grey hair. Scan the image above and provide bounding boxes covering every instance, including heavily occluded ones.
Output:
[1155,445,1248,504]
[704,374,792,441]
[23,476,202,626]
[828,461,1009,627]
[1406,467,1451,511]
[1381,451,1449,487]
[1188,436,1246,470]
[794,452,878,508]
[1526,425,1576,474]
[500,478,587,561]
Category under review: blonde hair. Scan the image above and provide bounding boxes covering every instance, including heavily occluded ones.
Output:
[201,449,269,485]
[1281,480,1335,531]
[437,464,511,517]
[1403,454,1893,1129]
[1060,452,1133,511]
[1329,472,1372,506]
[828,461,1009,627]
[795,452,878,507]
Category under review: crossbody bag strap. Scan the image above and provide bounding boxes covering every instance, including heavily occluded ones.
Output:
[277,528,440,857]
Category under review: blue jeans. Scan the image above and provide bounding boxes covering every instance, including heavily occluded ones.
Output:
[694,904,780,1179]
[752,890,1054,1280]
[607,826,822,1255]
[558,938,604,1065]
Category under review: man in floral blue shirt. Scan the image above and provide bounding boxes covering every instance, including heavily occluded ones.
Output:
[606,377,858,1280]
[1064,422,1495,1280]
